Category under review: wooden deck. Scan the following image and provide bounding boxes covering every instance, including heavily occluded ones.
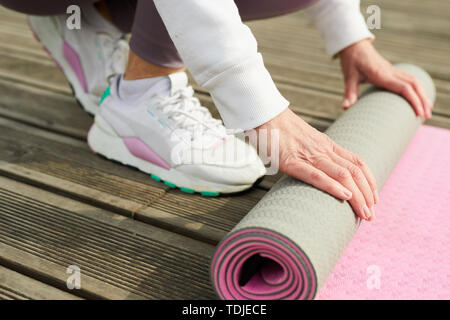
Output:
[0,0,449,299]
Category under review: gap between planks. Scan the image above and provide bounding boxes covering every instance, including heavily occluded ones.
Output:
[0,176,217,299]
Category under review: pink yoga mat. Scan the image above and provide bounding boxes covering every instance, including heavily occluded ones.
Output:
[317,125,450,300]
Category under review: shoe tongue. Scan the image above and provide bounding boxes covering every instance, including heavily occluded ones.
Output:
[168,72,188,95]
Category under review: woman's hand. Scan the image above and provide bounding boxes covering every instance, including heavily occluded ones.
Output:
[256,108,378,221]
[339,39,433,119]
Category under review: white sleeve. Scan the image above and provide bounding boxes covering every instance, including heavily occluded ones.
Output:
[306,0,375,57]
[153,0,289,130]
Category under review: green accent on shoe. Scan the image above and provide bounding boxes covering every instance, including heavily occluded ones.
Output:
[180,187,195,194]
[150,173,219,196]
[150,173,161,181]
[200,191,220,197]
[157,119,167,128]
[164,180,176,188]
[99,87,111,105]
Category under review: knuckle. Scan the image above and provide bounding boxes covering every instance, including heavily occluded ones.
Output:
[332,143,339,153]
[368,66,380,77]
[352,155,366,167]
[337,168,351,180]
[324,183,336,193]
[348,165,362,178]
[310,155,328,167]
[413,79,423,91]
[407,77,418,88]
[404,73,415,82]
[400,83,411,93]
[325,136,335,148]
[352,196,365,207]
[309,170,323,182]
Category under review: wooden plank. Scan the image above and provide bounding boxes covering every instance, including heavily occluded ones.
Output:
[0,78,90,140]
[269,2,450,40]
[246,7,450,78]
[0,266,81,300]
[0,4,447,136]
[0,176,217,299]
[151,188,266,233]
[2,29,448,128]
[0,51,71,95]
[252,26,450,81]
[258,171,284,190]
[0,10,449,128]
[1,3,450,68]
[0,116,269,243]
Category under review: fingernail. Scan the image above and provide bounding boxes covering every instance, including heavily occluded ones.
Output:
[363,205,371,220]
[374,190,379,204]
[342,189,352,199]
[342,98,351,109]
[368,207,375,221]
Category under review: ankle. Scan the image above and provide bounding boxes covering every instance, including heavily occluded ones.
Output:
[124,50,186,80]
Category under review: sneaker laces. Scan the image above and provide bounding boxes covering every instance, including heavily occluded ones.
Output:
[155,86,227,143]
[99,34,129,83]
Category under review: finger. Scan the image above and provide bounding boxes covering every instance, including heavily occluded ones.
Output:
[398,71,432,118]
[330,152,375,208]
[312,157,373,220]
[342,70,359,109]
[333,143,379,204]
[284,161,352,201]
[388,77,426,118]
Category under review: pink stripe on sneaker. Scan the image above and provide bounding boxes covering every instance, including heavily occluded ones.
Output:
[63,41,88,92]
[123,137,171,170]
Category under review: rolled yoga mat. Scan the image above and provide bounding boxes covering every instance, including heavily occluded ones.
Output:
[211,64,436,300]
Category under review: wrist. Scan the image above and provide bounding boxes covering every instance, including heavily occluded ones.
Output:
[338,37,374,58]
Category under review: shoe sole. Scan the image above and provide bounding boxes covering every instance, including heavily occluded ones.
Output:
[87,115,259,196]
[28,16,98,116]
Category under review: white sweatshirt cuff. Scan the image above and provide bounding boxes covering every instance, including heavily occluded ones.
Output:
[307,2,375,57]
[202,53,289,130]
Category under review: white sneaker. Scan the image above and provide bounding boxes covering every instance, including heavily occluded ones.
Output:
[87,72,266,195]
[28,13,129,115]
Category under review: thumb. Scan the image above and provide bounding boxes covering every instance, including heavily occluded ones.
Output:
[342,70,360,109]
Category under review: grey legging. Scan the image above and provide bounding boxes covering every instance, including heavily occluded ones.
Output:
[1,0,317,68]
